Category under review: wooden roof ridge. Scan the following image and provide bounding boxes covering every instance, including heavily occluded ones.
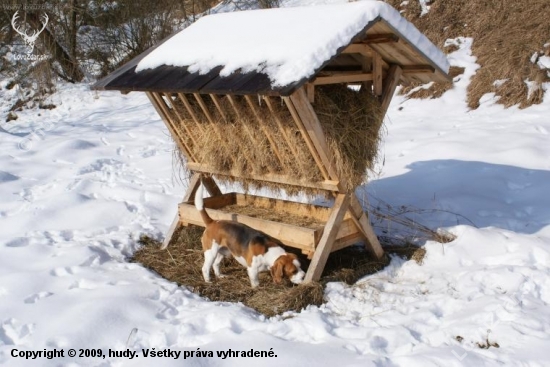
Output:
[92,14,450,95]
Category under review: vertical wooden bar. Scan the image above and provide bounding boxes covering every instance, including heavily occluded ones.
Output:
[306,83,315,103]
[349,194,384,259]
[162,93,199,148]
[373,52,383,96]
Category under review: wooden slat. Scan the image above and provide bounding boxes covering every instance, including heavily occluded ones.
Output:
[209,94,229,123]
[288,88,342,186]
[342,44,373,56]
[373,52,383,96]
[304,193,350,282]
[146,92,195,162]
[380,64,403,114]
[162,93,199,151]
[283,96,330,181]
[177,93,204,133]
[186,162,339,192]
[349,194,384,259]
[313,73,374,85]
[244,95,285,167]
[401,65,435,74]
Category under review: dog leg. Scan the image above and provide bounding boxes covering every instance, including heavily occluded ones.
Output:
[213,253,225,278]
[247,266,260,288]
[202,248,217,283]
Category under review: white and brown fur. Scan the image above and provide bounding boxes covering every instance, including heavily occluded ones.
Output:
[195,184,305,287]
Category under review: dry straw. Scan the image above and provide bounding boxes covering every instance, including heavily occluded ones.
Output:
[387,0,550,108]
[170,84,384,195]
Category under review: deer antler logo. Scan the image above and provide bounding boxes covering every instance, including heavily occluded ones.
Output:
[11,11,49,54]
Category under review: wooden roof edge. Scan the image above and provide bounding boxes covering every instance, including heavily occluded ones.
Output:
[91,28,183,91]
[377,18,451,83]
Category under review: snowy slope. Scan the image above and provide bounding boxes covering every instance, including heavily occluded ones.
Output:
[1,5,550,367]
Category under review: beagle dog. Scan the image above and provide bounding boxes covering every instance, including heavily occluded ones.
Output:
[195,184,305,287]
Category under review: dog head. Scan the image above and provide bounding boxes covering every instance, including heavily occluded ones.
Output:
[270,253,305,285]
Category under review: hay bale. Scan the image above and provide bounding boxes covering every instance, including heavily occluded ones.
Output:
[171,85,384,195]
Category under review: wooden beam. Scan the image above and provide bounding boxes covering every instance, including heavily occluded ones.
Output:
[209,94,229,123]
[401,65,435,74]
[186,162,340,192]
[162,93,199,153]
[342,44,372,56]
[380,64,403,114]
[313,73,374,85]
[283,96,331,181]
[304,193,350,282]
[349,194,384,259]
[363,33,399,44]
[373,52,383,96]
[146,92,195,163]
[288,88,342,186]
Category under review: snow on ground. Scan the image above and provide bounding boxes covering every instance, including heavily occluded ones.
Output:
[1,14,550,367]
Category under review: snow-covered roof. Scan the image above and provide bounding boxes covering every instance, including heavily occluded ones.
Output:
[93,1,450,95]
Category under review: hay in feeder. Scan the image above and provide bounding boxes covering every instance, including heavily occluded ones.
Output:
[169,85,384,195]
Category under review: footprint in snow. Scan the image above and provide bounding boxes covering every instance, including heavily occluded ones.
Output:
[50,266,79,277]
[536,126,548,135]
[0,319,34,345]
[5,237,30,247]
[24,292,53,304]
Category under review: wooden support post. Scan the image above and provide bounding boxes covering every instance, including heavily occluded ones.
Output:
[161,173,221,249]
[380,65,403,114]
[304,193,350,282]
[349,194,384,259]
[373,52,383,96]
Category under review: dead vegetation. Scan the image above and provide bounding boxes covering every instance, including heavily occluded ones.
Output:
[386,0,550,108]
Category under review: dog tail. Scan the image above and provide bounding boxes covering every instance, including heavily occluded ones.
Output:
[195,183,213,225]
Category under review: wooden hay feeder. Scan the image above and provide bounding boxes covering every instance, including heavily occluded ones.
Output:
[92,2,450,282]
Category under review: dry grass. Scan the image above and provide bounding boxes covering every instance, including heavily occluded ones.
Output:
[386,0,550,108]
[169,85,384,195]
[133,224,430,316]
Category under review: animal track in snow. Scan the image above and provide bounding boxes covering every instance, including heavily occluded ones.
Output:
[0,319,34,345]
[24,292,53,304]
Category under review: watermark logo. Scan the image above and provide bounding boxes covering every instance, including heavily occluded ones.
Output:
[11,11,48,54]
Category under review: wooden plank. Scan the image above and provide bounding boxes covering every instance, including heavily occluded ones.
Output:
[178,202,317,251]
[263,97,303,166]
[402,65,435,74]
[283,96,330,181]
[201,175,223,197]
[342,44,373,56]
[146,92,195,163]
[186,161,339,192]
[349,194,384,259]
[193,93,216,124]
[195,192,236,209]
[304,193,350,282]
[332,232,364,252]
[313,73,374,85]
[288,88,342,186]
[373,52,383,96]
[380,65,403,114]
[244,95,285,167]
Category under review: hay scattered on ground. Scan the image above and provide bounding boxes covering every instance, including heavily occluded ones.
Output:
[169,85,383,195]
[131,224,433,317]
[220,204,324,229]
[386,0,550,108]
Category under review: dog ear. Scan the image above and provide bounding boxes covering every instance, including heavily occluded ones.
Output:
[270,259,283,284]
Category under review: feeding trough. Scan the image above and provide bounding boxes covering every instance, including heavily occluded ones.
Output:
[92,1,450,282]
